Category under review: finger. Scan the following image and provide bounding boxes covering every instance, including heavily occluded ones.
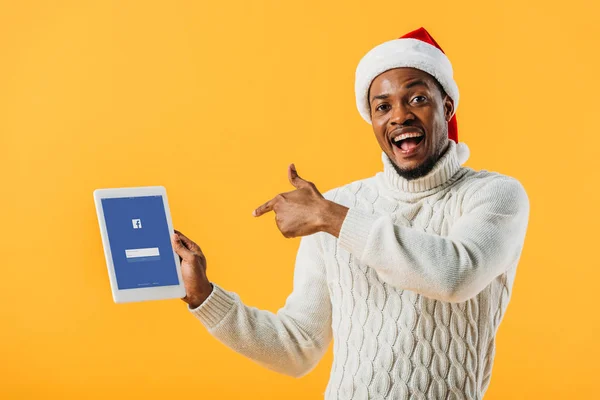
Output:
[171,233,194,260]
[288,163,311,189]
[174,230,202,255]
[253,198,276,217]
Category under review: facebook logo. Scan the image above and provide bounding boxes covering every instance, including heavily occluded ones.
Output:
[132,219,142,229]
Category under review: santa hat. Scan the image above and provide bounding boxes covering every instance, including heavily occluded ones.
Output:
[355,27,470,164]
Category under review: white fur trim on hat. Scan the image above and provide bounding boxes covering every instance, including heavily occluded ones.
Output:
[456,141,470,165]
[355,38,459,124]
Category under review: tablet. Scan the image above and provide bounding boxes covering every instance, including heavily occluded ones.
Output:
[93,186,186,303]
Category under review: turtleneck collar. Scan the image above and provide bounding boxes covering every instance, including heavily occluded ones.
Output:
[379,140,464,194]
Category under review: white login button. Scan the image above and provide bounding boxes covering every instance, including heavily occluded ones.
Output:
[125,247,161,262]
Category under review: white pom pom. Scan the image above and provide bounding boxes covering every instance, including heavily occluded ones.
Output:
[456,142,470,165]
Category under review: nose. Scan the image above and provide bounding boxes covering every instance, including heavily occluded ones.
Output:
[389,103,415,126]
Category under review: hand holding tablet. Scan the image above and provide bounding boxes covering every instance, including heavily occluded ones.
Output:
[94,186,212,304]
[170,230,213,308]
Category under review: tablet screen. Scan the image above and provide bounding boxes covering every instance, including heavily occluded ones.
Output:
[101,195,180,290]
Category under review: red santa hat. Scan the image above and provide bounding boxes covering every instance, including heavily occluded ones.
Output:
[355,27,470,164]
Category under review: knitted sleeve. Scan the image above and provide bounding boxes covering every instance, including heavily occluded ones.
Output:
[187,232,332,378]
[337,176,530,303]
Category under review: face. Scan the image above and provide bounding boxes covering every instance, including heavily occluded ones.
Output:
[369,67,454,180]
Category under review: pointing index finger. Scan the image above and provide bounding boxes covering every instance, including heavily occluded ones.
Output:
[253,198,275,217]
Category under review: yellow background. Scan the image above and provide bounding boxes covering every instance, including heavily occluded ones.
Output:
[1,0,598,398]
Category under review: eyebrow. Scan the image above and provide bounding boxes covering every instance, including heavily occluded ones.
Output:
[370,79,429,103]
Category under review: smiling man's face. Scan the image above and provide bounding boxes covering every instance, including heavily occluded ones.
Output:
[369,67,454,180]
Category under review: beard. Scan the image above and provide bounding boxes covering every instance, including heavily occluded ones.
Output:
[391,125,449,181]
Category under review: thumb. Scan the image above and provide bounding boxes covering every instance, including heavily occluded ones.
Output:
[174,229,203,256]
[171,233,194,260]
[288,163,310,189]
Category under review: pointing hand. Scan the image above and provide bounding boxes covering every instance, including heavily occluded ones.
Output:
[253,164,347,238]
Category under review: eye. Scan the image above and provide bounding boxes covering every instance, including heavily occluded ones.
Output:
[375,103,390,112]
[411,95,427,104]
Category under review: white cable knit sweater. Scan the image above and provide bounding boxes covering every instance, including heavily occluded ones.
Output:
[189,140,530,399]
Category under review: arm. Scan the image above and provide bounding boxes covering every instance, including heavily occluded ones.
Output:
[332,177,530,303]
[188,233,332,378]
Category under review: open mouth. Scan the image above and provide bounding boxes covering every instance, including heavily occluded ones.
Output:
[392,135,425,153]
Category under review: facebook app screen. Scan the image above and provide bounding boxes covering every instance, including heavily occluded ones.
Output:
[102,195,180,290]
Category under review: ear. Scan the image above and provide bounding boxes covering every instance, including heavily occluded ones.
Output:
[443,95,454,122]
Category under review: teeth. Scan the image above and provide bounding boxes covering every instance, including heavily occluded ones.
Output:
[393,132,424,142]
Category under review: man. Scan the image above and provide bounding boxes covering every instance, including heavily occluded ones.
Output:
[171,27,530,399]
